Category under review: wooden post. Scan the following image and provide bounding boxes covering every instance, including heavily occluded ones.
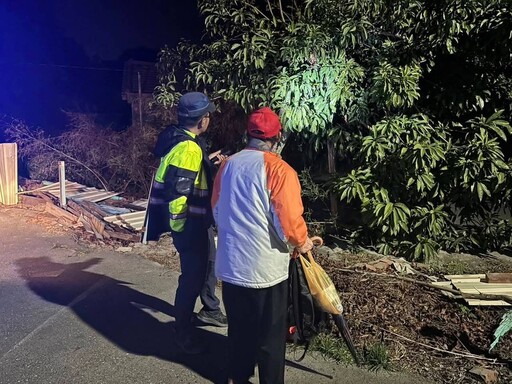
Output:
[141,171,156,244]
[0,143,18,205]
[327,140,338,218]
[58,161,66,208]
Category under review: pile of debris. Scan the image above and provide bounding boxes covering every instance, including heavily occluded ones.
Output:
[316,249,512,384]
[19,180,147,244]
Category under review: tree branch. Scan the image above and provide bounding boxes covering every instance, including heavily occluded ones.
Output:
[15,124,110,191]
[266,0,278,26]
[240,1,270,21]
[363,320,508,364]
[277,0,286,23]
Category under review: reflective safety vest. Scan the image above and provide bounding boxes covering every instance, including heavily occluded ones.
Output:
[148,125,213,234]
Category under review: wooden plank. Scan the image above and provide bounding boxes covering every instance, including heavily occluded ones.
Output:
[448,278,483,283]
[34,191,58,204]
[458,288,512,294]
[453,283,512,289]
[79,200,109,217]
[465,298,511,307]
[431,281,460,299]
[0,143,18,205]
[78,215,94,234]
[65,205,82,218]
[485,273,512,283]
[104,230,141,242]
[432,281,453,287]
[69,199,140,238]
[445,274,486,280]
[44,201,78,223]
[67,200,106,237]
[78,216,103,240]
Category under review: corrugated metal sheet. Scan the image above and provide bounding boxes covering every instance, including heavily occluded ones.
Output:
[27,180,145,230]
[130,199,148,208]
[103,199,148,231]
[36,181,85,194]
[104,211,146,231]
[68,190,120,203]
[36,181,119,203]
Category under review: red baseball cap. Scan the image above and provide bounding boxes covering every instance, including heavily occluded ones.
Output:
[247,107,282,139]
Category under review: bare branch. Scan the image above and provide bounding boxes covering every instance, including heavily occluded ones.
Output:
[277,0,286,23]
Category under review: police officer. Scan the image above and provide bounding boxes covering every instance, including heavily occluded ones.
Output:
[147,92,228,354]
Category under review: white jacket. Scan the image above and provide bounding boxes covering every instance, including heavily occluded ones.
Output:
[211,147,308,288]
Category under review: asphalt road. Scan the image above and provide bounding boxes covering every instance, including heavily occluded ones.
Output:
[0,206,432,384]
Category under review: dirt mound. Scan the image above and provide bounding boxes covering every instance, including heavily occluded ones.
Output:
[318,250,512,384]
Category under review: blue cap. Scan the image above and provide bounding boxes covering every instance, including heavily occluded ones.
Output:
[177,92,216,118]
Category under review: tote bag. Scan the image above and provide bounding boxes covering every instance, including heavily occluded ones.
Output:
[299,251,343,315]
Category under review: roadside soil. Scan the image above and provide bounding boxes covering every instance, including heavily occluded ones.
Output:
[318,247,512,384]
[6,202,512,383]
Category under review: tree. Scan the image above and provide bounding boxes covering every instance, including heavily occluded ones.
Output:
[155,0,512,260]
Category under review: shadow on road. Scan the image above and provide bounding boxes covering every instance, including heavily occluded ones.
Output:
[16,256,332,383]
[15,256,229,383]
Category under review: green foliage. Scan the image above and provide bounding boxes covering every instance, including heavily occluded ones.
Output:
[309,333,355,364]
[335,111,512,260]
[371,62,422,109]
[155,0,512,261]
[457,304,475,318]
[364,342,391,371]
[299,168,329,202]
[334,114,453,260]
[155,0,366,140]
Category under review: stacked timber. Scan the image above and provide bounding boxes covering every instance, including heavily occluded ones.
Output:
[444,274,512,306]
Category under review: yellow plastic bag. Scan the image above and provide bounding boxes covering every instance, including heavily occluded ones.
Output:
[299,251,343,315]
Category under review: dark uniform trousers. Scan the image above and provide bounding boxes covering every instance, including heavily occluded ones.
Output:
[172,217,220,332]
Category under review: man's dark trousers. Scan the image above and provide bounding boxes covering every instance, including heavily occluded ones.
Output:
[172,217,220,332]
[222,280,288,384]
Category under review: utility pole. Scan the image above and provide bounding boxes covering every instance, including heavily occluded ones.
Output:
[137,71,143,129]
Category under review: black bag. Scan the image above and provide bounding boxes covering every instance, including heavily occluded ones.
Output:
[288,255,360,365]
[287,256,326,361]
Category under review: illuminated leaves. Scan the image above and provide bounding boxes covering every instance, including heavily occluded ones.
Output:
[153,0,512,261]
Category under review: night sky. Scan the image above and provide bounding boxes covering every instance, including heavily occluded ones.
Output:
[0,0,202,139]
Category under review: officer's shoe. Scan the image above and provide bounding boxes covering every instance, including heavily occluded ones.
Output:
[196,309,228,327]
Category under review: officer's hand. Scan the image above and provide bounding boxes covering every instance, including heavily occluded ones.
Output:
[208,150,221,160]
[208,150,228,165]
[295,237,314,254]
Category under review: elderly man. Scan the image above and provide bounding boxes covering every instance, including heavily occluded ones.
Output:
[212,107,313,383]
